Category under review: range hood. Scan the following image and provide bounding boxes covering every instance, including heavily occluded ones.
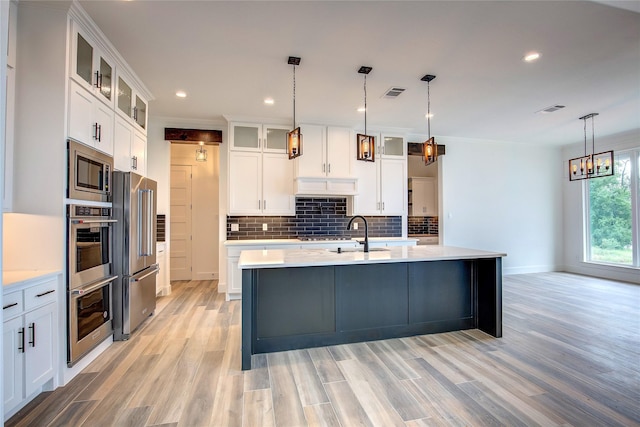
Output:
[294,177,358,196]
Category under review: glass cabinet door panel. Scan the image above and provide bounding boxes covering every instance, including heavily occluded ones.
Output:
[383,136,404,156]
[135,95,147,129]
[76,33,93,85]
[265,127,288,151]
[233,125,260,149]
[99,57,113,101]
[117,77,132,117]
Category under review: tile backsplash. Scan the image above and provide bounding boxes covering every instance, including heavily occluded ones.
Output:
[408,216,439,235]
[227,197,402,240]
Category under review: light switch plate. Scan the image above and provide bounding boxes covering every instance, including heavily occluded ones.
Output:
[262,223,268,231]
[231,224,239,232]
[353,222,358,230]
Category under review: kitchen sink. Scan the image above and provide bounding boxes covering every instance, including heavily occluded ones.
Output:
[328,247,390,253]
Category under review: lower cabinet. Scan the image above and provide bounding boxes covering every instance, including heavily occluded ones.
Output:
[3,276,58,420]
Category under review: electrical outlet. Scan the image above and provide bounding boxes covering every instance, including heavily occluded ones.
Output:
[353,222,358,230]
[231,224,239,232]
[262,223,268,231]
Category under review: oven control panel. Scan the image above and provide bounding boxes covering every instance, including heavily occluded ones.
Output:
[68,205,111,218]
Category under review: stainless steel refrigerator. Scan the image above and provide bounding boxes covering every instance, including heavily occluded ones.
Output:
[112,171,159,340]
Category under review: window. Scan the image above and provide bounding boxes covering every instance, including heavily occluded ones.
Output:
[586,148,640,267]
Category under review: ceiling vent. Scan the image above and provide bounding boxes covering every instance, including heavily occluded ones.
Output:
[382,87,406,99]
[537,104,566,114]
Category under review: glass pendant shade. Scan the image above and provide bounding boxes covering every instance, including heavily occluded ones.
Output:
[357,133,375,162]
[423,137,437,165]
[568,113,614,181]
[195,142,207,162]
[287,127,302,159]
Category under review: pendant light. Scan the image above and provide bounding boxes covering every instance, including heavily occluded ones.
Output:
[287,56,302,159]
[195,141,207,162]
[356,66,375,162]
[568,113,614,181]
[421,74,437,166]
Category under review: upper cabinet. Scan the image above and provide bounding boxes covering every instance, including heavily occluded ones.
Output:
[116,74,148,133]
[70,22,114,107]
[296,124,353,178]
[68,79,114,155]
[380,134,406,158]
[229,122,290,152]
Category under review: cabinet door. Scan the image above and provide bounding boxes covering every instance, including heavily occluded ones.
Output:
[134,94,147,131]
[3,316,24,413]
[380,159,406,215]
[352,160,380,215]
[230,123,261,151]
[24,304,56,397]
[229,152,262,214]
[97,56,114,105]
[296,124,326,177]
[72,28,95,89]
[117,76,133,119]
[326,126,352,177]
[68,80,96,146]
[380,135,405,158]
[131,131,147,176]
[263,153,295,215]
[93,101,114,155]
[263,125,290,153]
[114,115,133,171]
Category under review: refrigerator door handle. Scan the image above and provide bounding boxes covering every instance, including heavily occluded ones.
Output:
[132,265,160,282]
[147,189,154,256]
[139,189,154,257]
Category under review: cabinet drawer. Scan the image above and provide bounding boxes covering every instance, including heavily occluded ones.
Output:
[3,291,23,319]
[24,280,57,311]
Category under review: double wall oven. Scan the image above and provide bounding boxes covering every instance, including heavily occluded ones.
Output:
[67,139,117,366]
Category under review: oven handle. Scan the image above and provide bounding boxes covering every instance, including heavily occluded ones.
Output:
[71,275,118,295]
[132,265,159,282]
[71,219,117,224]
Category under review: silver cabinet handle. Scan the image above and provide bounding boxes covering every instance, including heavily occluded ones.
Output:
[328,164,331,173]
[382,202,385,210]
[264,200,267,210]
[71,219,117,224]
[322,163,325,173]
[72,275,118,295]
[258,200,261,209]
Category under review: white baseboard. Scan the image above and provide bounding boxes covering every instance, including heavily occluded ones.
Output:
[218,281,227,293]
[503,264,559,275]
[193,271,218,281]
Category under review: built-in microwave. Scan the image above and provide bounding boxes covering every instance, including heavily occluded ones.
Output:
[67,139,113,202]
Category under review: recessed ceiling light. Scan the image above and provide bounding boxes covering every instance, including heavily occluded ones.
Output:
[523,52,541,62]
[425,113,434,119]
[264,98,274,105]
[176,91,187,98]
[357,107,366,113]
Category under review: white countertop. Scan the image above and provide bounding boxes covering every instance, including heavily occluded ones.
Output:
[225,237,417,246]
[3,270,62,287]
[238,245,506,269]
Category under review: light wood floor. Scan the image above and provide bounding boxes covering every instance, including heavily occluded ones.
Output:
[7,272,640,427]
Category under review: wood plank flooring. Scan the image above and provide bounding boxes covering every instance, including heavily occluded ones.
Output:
[7,272,640,426]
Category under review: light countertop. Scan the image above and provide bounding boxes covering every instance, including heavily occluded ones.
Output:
[238,245,506,269]
[3,270,62,288]
[225,237,417,246]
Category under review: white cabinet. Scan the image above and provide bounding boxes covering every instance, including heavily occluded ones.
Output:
[68,79,114,155]
[228,151,294,215]
[114,115,146,175]
[156,242,169,296]
[409,177,437,216]
[228,121,295,215]
[379,134,406,158]
[230,122,290,153]
[296,124,352,177]
[351,156,407,216]
[3,275,58,418]
[116,74,148,134]
[70,21,115,107]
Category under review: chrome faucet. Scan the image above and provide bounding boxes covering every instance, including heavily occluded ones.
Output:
[347,215,369,252]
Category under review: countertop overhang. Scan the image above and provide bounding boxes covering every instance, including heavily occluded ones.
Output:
[238,245,506,269]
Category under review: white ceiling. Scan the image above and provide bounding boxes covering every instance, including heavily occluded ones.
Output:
[78,0,640,146]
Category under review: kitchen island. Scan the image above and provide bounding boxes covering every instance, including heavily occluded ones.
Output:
[239,245,505,370]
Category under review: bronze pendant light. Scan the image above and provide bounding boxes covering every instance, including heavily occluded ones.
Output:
[568,113,614,181]
[356,66,375,162]
[195,141,207,162]
[287,56,302,159]
[421,74,437,166]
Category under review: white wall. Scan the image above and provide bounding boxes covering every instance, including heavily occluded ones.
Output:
[562,129,640,284]
[1,0,10,412]
[438,136,563,274]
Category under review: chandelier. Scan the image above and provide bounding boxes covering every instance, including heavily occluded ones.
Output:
[568,113,614,181]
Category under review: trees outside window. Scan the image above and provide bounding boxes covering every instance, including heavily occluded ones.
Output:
[587,149,639,267]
